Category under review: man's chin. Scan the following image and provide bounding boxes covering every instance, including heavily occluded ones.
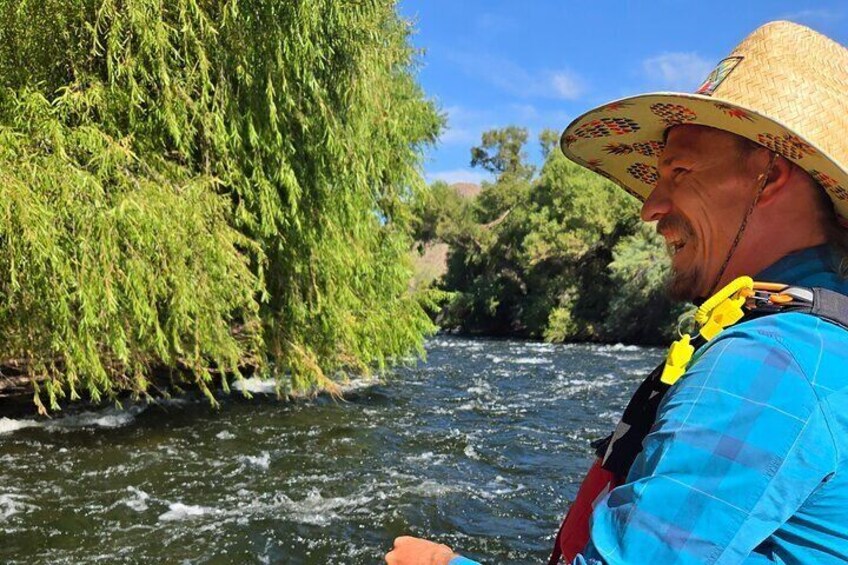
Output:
[666,266,704,302]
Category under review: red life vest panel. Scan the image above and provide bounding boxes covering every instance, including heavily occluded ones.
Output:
[547,459,620,565]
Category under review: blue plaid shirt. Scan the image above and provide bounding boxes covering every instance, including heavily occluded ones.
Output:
[576,245,848,564]
[451,245,848,565]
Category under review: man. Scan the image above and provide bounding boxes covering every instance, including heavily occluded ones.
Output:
[386,20,848,564]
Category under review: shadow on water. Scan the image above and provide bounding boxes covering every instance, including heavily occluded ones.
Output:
[0,336,661,564]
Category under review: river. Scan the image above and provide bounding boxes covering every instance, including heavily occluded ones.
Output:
[0,336,661,564]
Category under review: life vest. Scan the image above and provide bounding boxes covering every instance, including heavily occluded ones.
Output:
[548,282,848,565]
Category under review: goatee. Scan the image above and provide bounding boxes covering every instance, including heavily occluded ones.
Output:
[666,263,704,302]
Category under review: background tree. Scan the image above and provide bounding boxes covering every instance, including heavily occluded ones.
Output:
[538,128,560,159]
[410,181,477,244]
[604,223,687,343]
[470,126,535,180]
[425,127,685,344]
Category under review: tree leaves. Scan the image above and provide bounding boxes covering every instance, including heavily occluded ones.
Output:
[0,0,441,409]
[425,127,683,344]
[470,126,535,180]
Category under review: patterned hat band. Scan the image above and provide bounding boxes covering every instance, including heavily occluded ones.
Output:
[560,21,848,225]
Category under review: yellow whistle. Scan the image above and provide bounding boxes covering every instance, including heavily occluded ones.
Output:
[659,277,757,387]
[660,333,695,385]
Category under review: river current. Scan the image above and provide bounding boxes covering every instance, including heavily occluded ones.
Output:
[0,336,661,564]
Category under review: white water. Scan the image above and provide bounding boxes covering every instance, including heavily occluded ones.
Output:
[0,337,660,564]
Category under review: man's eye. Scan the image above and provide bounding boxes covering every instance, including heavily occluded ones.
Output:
[673,167,688,178]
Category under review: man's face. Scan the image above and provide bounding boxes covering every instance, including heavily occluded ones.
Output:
[641,125,759,301]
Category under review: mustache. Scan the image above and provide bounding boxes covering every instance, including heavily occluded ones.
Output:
[657,215,695,239]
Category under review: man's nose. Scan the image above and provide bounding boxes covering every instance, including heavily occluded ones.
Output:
[640,181,672,222]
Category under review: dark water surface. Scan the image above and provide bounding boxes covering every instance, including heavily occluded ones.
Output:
[0,337,661,564]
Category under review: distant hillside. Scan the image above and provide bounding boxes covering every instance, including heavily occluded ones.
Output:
[410,242,449,291]
[450,182,481,199]
[409,182,480,290]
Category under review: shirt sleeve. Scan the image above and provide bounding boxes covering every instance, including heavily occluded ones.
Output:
[448,555,481,565]
[576,326,838,564]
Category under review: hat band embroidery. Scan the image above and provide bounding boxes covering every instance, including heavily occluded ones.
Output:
[696,56,743,95]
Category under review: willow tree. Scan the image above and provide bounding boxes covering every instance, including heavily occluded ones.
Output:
[0,0,440,410]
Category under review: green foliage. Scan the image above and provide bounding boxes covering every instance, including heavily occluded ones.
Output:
[523,149,636,265]
[0,0,441,409]
[543,298,579,343]
[427,127,684,344]
[0,86,262,412]
[605,223,687,343]
[470,126,535,180]
[538,128,560,159]
[410,181,476,243]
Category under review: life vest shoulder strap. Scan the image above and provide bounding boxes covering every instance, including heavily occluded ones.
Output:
[807,287,848,330]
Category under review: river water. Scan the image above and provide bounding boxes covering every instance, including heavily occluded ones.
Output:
[0,336,661,564]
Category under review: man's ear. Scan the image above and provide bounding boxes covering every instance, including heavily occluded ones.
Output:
[757,154,793,206]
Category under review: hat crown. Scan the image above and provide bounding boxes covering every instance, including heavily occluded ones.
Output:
[712,21,848,163]
[728,20,848,92]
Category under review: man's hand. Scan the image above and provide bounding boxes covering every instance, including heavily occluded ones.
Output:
[385,536,458,565]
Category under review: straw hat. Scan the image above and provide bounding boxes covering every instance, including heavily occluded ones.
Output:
[559,21,848,226]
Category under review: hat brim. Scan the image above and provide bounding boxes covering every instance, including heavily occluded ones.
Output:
[560,92,848,224]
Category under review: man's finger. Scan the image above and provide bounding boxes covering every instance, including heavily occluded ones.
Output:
[384,549,397,565]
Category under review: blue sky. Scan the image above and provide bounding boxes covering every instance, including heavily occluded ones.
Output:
[398,1,848,185]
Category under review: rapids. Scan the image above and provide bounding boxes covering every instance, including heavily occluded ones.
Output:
[0,336,660,564]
